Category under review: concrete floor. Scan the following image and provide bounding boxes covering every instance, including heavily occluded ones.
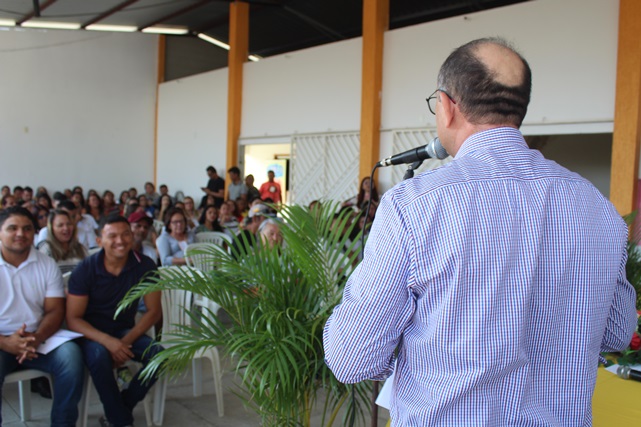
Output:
[2,354,390,427]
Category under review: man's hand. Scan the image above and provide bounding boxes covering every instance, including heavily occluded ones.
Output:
[1,324,38,363]
[103,336,134,367]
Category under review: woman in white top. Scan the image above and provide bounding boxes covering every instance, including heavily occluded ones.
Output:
[38,209,87,275]
[156,207,193,266]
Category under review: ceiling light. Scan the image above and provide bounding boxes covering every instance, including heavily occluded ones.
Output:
[86,24,137,32]
[22,20,81,30]
[197,33,229,50]
[248,55,261,62]
[142,26,189,35]
[0,19,16,27]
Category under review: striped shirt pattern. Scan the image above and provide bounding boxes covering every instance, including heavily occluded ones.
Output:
[324,127,637,426]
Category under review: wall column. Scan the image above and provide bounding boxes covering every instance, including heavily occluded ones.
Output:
[359,0,389,181]
[610,0,641,215]
[226,1,249,187]
[153,35,166,186]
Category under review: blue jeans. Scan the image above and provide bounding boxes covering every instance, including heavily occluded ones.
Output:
[77,331,162,427]
[0,341,84,427]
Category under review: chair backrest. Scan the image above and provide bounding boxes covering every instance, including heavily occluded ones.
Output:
[153,219,165,236]
[185,242,226,272]
[194,231,232,246]
[158,267,194,345]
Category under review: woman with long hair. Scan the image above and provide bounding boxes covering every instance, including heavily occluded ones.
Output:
[102,190,119,216]
[156,207,193,266]
[194,205,223,234]
[85,193,104,224]
[155,193,173,222]
[183,196,199,229]
[38,209,87,274]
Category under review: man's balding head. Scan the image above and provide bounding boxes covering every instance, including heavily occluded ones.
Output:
[437,37,531,128]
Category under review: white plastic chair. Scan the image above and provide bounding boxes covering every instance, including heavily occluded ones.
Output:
[185,242,227,272]
[153,267,224,424]
[152,220,165,237]
[4,369,53,421]
[194,231,232,247]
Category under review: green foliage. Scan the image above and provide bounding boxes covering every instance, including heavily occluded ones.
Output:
[119,202,371,427]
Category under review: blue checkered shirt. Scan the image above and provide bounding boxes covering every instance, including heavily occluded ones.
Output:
[324,127,637,426]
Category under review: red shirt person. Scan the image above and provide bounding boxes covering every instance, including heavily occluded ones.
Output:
[258,170,282,204]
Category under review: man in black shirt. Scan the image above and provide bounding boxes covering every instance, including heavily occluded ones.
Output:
[201,166,225,209]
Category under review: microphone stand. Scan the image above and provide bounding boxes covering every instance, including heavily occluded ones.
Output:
[403,160,424,180]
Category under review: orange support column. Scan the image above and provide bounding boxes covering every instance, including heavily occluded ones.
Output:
[359,0,389,181]
[153,35,166,186]
[226,1,249,190]
[610,0,641,215]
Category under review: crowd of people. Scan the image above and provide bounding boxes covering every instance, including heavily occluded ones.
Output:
[0,164,377,427]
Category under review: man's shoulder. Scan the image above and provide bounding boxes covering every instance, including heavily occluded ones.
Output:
[29,247,59,271]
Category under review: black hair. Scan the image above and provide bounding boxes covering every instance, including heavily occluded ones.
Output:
[164,207,186,233]
[58,200,77,211]
[206,166,216,174]
[228,166,241,175]
[52,192,67,202]
[437,37,531,127]
[24,186,33,193]
[0,206,36,230]
[98,215,130,236]
[13,186,23,193]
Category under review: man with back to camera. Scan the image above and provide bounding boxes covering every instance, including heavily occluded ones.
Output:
[0,207,83,427]
[323,37,638,425]
[66,215,162,427]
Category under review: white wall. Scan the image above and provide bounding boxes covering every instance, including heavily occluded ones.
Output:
[157,0,620,196]
[242,38,362,136]
[381,0,618,136]
[156,69,228,200]
[0,28,157,194]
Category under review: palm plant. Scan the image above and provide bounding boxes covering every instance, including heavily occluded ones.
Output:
[119,202,372,426]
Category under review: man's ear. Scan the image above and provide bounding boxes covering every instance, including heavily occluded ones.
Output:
[96,236,102,247]
[440,92,456,128]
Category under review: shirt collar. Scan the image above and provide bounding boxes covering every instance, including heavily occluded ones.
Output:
[96,248,142,277]
[0,245,39,269]
[454,127,528,159]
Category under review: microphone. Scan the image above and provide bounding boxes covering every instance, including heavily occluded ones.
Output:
[378,137,448,167]
[616,365,641,382]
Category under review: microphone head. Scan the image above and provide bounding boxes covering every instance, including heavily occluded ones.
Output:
[617,365,631,380]
[426,137,449,160]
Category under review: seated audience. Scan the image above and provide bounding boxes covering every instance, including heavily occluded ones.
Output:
[37,200,98,250]
[38,209,88,275]
[144,182,160,206]
[22,186,33,204]
[36,192,53,210]
[102,190,119,216]
[128,187,138,199]
[35,205,49,231]
[52,191,67,209]
[85,193,105,224]
[156,207,193,266]
[218,200,239,238]
[71,192,85,212]
[67,216,162,427]
[0,207,84,426]
[258,218,283,249]
[2,195,16,209]
[230,204,269,259]
[194,205,223,234]
[183,196,199,230]
[138,195,155,218]
[0,185,9,200]
[128,212,158,264]
[155,194,172,222]
[12,186,24,204]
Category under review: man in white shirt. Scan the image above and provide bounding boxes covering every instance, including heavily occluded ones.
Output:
[0,207,84,426]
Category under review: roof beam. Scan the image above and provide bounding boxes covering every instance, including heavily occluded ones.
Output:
[17,0,57,25]
[282,5,345,41]
[81,0,140,29]
[138,0,214,31]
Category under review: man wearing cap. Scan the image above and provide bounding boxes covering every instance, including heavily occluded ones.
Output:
[127,211,158,265]
[230,204,270,259]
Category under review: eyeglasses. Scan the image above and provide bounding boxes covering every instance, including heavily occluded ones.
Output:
[426,89,456,115]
